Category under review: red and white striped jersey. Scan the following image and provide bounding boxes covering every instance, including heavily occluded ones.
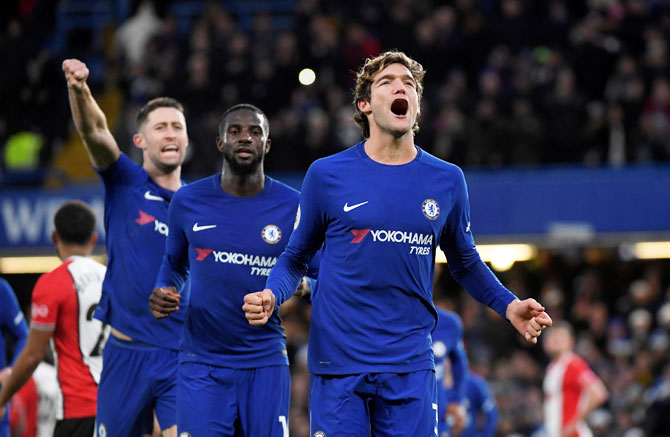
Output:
[543,352,598,437]
[30,255,108,420]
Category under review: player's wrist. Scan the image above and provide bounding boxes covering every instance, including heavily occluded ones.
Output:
[505,298,521,321]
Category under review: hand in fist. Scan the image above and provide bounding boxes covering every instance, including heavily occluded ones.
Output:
[242,289,276,326]
[62,58,89,91]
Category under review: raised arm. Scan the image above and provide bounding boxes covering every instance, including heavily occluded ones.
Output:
[62,58,120,169]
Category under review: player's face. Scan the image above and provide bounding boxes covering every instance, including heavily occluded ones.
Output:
[542,327,573,358]
[360,62,419,138]
[218,110,270,175]
[135,107,189,173]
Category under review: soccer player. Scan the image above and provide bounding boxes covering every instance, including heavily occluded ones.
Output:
[433,307,468,436]
[543,321,608,437]
[243,50,552,435]
[149,104,312,436]
[63,58,188,436]
[0,278,29,437]
[0,200,107,437]
[461,371,499,437]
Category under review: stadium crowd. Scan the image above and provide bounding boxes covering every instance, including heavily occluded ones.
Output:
[2,0,670,179]
[2,0,670,436]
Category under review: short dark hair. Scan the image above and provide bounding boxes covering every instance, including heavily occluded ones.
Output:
[136,97,185,130]
[218,104,269,137]
[54,200,96,245]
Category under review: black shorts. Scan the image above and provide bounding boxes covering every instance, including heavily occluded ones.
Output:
[54,416,95,437]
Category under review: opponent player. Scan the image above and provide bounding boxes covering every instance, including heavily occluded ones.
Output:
[543,321,608,437]
[433,307,468,436]
[150,104,313,436]
[243,51,552,435]
[0,200,107,437]
[0,279,28,437]
[63,58,188,436]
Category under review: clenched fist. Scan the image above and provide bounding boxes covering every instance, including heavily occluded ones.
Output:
[62,58,89,91]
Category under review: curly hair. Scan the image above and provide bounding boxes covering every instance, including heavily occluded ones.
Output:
[353,51,425,138]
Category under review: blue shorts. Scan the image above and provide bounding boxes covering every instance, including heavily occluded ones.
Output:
[0,408,8,437]
[177,361,289,437]
[95,335,178,436]
[309,370,438,437]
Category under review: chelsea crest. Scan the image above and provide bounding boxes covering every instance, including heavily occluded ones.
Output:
[262,224,282,244]
[422,199,440,220]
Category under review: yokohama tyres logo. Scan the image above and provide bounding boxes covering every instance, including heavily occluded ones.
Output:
[350,229,370,243]
[135,210,168,236]
[350,229,433,245]
[193,249,277,276]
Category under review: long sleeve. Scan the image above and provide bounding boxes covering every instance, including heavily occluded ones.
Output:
[440,168,517,318]
[155,194,190,293]
[266,163,327,305]
[0,279,29,366]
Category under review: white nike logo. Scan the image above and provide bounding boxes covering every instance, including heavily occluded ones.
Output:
[193,223,217,232]
[343,201,369,212]
[144,191,164,202]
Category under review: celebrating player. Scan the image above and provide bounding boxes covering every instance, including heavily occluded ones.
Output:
[63,58,188,436]
[150,104,315,436]
[0,200,107,437]
[243,50,552,435]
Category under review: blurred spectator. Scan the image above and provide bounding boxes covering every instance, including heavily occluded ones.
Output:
[4,0,670,177]
[115,1,162,70]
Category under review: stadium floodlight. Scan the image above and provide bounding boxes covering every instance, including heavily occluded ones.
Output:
[299,68,316,86]
[436,244,536,272]
[0,255,107,274]
[633,241,670,259]
[0,256,62,274]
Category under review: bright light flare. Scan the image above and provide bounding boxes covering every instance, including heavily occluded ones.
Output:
[436,244,536,272]
[0,256,107,274]
[633,242,670,259]
[298,68,316,86]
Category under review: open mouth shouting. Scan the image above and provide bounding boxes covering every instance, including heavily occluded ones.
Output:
[161,143,180,156]
[391,98,409,117]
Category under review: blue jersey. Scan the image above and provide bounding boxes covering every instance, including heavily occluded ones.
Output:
[267,142,517,375]
[433,308,468,421]
[155,175,300,368]
[462,372,499,437]
[0,278,28,369]
[94,154,186,349]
